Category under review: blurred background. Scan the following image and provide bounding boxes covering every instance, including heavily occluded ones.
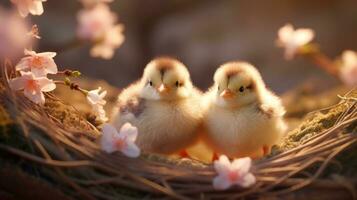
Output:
[1,0,357,93]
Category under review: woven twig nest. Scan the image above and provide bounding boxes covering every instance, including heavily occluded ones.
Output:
[0,71,356,199]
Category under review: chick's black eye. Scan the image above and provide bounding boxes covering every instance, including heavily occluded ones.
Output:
[175,81,179,87]
[239,86,244,92]
[149,81,153,86]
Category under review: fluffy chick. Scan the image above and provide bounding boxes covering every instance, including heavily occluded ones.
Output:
[203,61,287,159]
[111,57,203,155]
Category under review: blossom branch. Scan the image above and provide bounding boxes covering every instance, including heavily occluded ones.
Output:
[277,24,357,86]
[306,52,339,78]
[54,80,88,96]
[299,44,340,79]
[57,69,82,77]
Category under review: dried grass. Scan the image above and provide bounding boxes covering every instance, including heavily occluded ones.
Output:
[0,62,356,199]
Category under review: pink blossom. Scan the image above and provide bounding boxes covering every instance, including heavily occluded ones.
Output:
[10,0,47,17]
[277,24,315,60]
[77,3,116,41]
[0,8,33,59]
[100,123,141,158]
[15,49,57,77]
[340,50,357,87]
[213,155,256,190]
[87,87,108,121]
[90,24,125,59]
[9,71,56,104]
[76,3,125,59]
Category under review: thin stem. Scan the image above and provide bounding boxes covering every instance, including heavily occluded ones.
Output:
[57,69,81,77]
[54,80,88,95]
[307,52,340,78]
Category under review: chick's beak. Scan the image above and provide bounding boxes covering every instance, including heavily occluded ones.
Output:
[220,89,234,99]
[157,84,170,94]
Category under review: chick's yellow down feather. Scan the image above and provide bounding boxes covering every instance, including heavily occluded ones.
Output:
[111,57,203,155]
[202,61,287,159]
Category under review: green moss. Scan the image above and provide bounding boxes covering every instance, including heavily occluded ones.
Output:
[279,91,356,152]
[143,153,208,169]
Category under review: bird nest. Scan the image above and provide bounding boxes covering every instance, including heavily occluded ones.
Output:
[0,67,356,200]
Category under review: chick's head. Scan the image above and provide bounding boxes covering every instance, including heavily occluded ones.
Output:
[213,62,265,108]
[140,57,193,101]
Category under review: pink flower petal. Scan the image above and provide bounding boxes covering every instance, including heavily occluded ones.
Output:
[100,124,118,153]
[37,51,57,58]
[11,0,46,17]
[31,67,47,77]
[342,50,357,68]
[121,142,140,158]
[87,87,107,106]
[119,123,138,142]
[17,50,58,77]
[214,155,231,176]
[213,155,256,190]
[293,29,314,46]
[28,0,44,16]
[37,77,56,92]
[278,24,293,44]
[102,123,117,138]
[100,137,116,153]
[90,44,115,59]
[41,58,58,74]
[277,24,314,60]
[236,173,256,188]
[15,58,31,71]
[77,3,117,41]
[24,49,36,56]
[213,175,232,190]
[24,88,45,104]
[9,76,26,90]
[231,157,252,175]
[100,123,140,157]
[340,50,357,87]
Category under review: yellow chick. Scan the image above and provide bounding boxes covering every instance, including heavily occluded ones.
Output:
[202,61,287,159]
[111,57,203,155]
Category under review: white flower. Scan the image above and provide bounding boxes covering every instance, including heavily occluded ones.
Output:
[339,50,357,87]
[213,155,256,190]
[277,23,315,60]
[87,87,108,121]
[93,104,108,122]
[87,87,107,105]
[15,49,57,77]
[10,0,47,17]
[9,71,56,104]
[100,123,141,158]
